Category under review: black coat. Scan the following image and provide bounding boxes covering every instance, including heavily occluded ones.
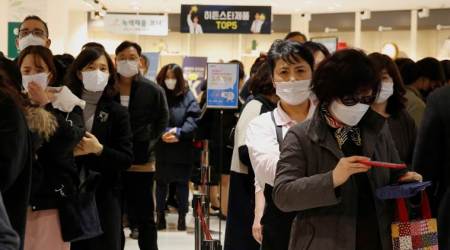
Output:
[155,90,201,182]
[73,98,133,250]
[77,98,133,194]
[30,106,85,211]
[116,76,169,164]
[0,193,19,250]
[413,85,450,248]
[0,93,31,250]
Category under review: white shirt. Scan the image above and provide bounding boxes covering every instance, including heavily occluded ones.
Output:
[246,101,315,193]
[230,99,264,174]
[120,96,130,108]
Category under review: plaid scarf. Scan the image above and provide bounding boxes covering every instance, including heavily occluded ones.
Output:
[320,103,362,149]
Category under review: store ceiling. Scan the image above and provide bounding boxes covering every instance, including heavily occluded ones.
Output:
[71,0,450,14]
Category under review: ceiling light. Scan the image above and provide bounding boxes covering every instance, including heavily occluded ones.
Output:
[418,8,429,18]
[324,27,338,33]
[378,26,393,32]
[437,24,450,30]
[360,10,371,20]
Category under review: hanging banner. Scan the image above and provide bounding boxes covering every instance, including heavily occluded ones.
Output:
[104,14,168,36]
[180,5,271,34]
[182,56,208,99]
[142,52,160,82]
[206,63,239,109]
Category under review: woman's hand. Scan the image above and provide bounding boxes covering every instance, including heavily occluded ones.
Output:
[332,156,372,188]
[162,129,179,143]
[252,210,263,244]
[398,171,423,183]
[28,82,51,106]
[74,132,103,156]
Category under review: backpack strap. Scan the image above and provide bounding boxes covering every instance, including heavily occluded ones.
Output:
[270,111,283,151]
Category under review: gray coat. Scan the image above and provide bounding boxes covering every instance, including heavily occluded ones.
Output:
[273,108,406,250]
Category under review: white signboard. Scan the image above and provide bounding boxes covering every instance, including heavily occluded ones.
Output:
[104,14,168,36]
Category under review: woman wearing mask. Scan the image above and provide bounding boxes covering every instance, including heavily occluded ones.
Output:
[67,47,133,250]
[18,46,85,250]
[246,40,315,250]
[155,64,201,231]
[273,49,422,250]
[369,53,417,164]
[225,61,277,250]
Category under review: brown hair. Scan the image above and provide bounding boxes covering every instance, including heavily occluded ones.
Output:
[156,64,187,97]
[369,53,407,116]
[17,45,57,86]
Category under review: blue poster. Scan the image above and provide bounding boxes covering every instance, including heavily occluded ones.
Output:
[142,52,160,82]
[206,63,239,109]
[182,56,208,99]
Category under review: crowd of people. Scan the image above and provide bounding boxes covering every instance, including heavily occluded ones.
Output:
[0,14,449,250]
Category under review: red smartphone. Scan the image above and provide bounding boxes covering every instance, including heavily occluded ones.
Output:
[358,160,407,169]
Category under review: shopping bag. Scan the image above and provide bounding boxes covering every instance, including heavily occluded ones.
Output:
[376,181,432,200]
[391,192,439,250]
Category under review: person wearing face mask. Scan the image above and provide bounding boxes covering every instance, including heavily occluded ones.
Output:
[369,53,417,165]
[415,57,446,100]
[395,58,426,128]
[115,41,168,250]
[272,49,423,250]
[225,61,277,250]
[246,40,316,250]
[17,46,85,250]
[154,64,201,231]
[66,47,133,250]
[16,16,51,52]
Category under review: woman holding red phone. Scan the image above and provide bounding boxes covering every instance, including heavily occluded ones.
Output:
[272,49,422,250]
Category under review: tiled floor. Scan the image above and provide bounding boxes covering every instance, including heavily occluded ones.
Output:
[124,212,226,250]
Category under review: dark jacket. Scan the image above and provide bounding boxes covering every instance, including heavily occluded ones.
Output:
[77,98,133,194]
[413,85,450,248]
[273,108,406,250]
[30,106,85,211]
[73,98,133,250]
[0,93,31,250]
[156,90,201,165]
[0,193,19,250]
[116,76,169,164]
[387,109,417,165]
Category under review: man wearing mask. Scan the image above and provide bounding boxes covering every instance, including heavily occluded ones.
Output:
[16,15,71,85]
[115,41,169,250]
[16,16,51,51]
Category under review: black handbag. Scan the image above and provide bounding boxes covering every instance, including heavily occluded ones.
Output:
[58,169,103,242]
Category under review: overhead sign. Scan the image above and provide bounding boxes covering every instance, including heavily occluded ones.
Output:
[180,5,271,34]
[206,63,239,109]
[104,14,168,36]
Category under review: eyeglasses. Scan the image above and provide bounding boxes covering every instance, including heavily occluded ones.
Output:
[341,94,376,106]
[18,29,46,38]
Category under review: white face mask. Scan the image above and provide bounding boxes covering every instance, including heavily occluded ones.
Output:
[82,70,109,92]
[375,80,394,104]
[18,34,46,51]
[275,79,311,105]
[165,79,177,90]
[329,100,370,127]
[117,60,139,78]
[22,72,49,91]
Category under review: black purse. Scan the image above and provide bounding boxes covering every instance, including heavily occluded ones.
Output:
[58,168,103,242]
